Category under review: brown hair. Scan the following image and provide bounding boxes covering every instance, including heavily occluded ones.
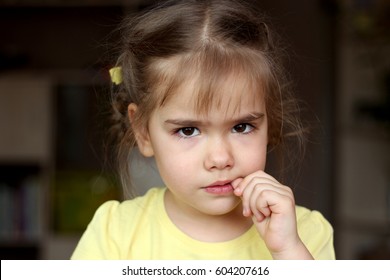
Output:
[109,0,305,197]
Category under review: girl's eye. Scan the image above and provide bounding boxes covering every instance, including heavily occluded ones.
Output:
[232,123,254,134]
[176,127,200,138]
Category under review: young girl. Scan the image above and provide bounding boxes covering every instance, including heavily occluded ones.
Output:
[71,0,335,260]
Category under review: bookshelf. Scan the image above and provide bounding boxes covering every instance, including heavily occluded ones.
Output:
[0,3,128,258]
[0,71,122,259]
[0,73,53,259]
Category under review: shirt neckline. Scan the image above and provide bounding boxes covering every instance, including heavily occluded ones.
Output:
[156,187,259,251]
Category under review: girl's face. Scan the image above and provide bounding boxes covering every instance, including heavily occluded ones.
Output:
[135,75,268,218]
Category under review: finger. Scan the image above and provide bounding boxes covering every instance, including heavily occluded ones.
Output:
[256,190,295,217]
[234,171,293,218]
[241,182,276,218]
[241,179,290,205]
[251,204,266,222]
[232,178,244,196]
[243,182,294,220]
[247,186,276,223]
[234,170,280,194]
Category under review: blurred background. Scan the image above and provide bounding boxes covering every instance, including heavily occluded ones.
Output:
[0,0,389,260]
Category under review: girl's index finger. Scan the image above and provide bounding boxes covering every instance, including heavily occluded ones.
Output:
[232,170,281,196]
[232,177,244,195]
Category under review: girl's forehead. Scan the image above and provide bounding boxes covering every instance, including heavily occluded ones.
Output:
[148,49,270,116]
[162,72,266,117]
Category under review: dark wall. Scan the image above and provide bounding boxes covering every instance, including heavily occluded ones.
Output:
[257,0,336,221]
[0,6,122,70]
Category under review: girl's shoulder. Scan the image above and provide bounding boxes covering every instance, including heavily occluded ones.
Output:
[295,205,333,231]
[94,187,165,219]
[71,187,166,259]
[295,205,335,259]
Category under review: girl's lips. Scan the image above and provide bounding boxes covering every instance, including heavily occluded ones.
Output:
[204,182,234,194]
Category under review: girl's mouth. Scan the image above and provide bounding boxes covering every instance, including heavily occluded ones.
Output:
[204,181,234,194]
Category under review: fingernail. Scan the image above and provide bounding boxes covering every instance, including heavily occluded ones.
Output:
[255,213,263,222]
[243,208,250,217]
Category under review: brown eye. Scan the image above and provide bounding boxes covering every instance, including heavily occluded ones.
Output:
[177,127,200,138]
[232,123,254,134]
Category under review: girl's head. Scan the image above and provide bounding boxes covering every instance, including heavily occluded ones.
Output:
[110,0,305,195]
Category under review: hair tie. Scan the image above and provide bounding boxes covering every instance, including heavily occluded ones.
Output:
[109,66,123,85]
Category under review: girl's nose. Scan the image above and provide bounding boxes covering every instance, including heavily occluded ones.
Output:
[204,137,234,171]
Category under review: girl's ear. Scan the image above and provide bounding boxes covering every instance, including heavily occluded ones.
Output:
[128,103,154,157]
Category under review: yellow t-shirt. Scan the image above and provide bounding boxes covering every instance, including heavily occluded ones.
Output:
[71,187,335,260]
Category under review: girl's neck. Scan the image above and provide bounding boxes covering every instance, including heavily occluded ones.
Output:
[164,189,253,243]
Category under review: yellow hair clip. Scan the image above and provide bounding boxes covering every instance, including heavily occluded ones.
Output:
[109,66,123,85]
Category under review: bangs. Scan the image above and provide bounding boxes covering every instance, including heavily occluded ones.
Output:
[147,46,274,116]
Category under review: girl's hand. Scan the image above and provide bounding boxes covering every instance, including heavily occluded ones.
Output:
[232,170,313,260]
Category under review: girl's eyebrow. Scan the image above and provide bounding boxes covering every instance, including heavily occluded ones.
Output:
[164,112,265,126]
[233,112,265,124]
